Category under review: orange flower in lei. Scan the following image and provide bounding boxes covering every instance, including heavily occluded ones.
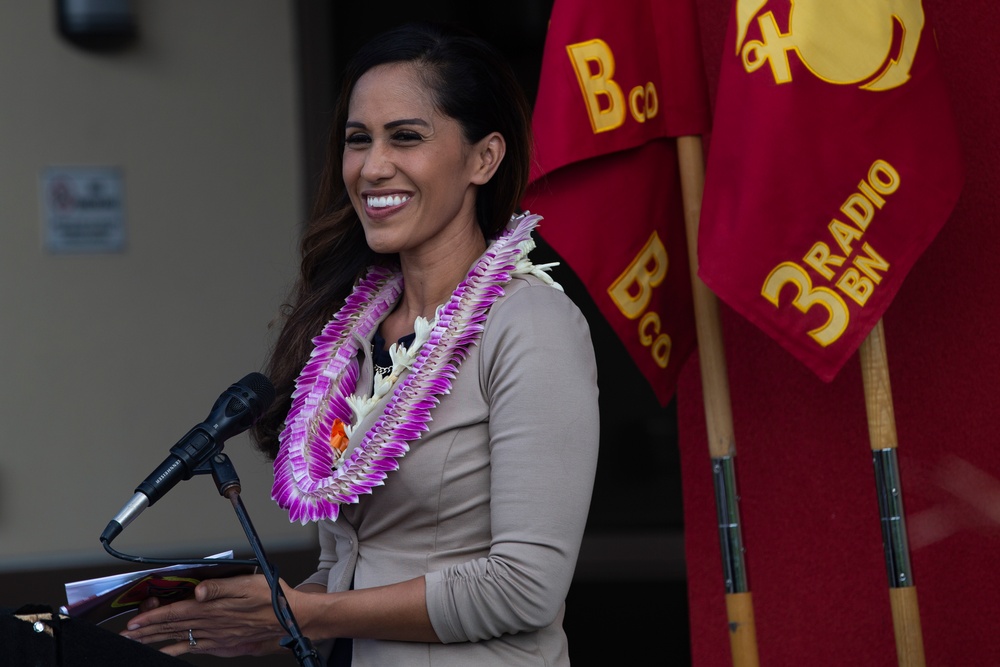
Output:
[329,418,348,457]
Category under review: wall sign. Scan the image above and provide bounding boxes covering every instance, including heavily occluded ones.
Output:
[41,166,127,254]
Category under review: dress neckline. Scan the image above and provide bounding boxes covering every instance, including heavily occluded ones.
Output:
[373,329,416,373]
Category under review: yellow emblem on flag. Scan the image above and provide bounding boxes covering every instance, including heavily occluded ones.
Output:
[736,0,926,90]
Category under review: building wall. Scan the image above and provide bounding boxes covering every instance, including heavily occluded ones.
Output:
[0,1,313,568]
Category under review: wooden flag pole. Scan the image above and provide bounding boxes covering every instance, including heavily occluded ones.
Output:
[677,134,760,667]
[858,319,926,667]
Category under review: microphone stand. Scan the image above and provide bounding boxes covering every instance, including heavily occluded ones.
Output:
[202,453,322,667]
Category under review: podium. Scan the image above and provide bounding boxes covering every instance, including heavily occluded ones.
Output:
[2,605,186,666]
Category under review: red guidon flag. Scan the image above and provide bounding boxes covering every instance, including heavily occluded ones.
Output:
[523,0,710,406]
[698,1,964,381]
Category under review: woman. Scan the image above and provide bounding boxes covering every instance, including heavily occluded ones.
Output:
[122,22,600,666]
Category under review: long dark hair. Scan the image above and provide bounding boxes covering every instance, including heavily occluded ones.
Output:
[252,22,534,459]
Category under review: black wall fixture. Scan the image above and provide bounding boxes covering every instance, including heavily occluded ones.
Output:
[57,0,137,51]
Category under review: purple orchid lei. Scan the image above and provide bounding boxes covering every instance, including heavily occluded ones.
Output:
[272,212,559,523]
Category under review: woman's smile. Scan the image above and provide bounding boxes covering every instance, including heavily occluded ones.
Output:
[363,192,412,220]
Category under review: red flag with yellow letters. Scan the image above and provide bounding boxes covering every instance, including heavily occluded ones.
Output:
[697,1,964,381]
[523,0,710,406]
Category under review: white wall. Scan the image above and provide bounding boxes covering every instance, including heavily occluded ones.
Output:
[0,1,314,568]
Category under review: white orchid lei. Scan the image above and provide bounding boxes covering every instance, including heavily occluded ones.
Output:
[272,212,560,523]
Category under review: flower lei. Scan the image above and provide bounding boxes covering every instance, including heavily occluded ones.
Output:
[272,212,559,523]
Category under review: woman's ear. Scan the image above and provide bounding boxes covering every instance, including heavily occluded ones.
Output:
[470,132,506,185]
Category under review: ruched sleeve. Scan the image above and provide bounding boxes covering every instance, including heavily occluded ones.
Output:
[425,279,600,643]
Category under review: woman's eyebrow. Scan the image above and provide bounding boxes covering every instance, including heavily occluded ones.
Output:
[385,118,430,129]
[345,118,430,130]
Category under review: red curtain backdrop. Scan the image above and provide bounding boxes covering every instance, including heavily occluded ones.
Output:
[680,1,1000,665]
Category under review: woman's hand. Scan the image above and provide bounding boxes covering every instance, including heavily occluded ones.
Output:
[120,573,292,658]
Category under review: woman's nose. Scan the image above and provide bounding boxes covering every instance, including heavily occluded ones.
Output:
[360,142,395,181]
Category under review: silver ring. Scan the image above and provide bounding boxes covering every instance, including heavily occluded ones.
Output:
[188,628,197,647]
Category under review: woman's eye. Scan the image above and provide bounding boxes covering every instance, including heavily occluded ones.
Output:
[392,130,422,143]
[345,133,371,147]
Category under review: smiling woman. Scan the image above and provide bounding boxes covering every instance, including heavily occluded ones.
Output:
[118,22,601,667]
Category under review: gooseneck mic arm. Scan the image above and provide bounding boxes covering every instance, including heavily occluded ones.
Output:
[100,372,275,544]
[98,371,321,666]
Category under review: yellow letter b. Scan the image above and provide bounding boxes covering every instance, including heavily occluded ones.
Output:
[566,39,625,134]
[608,232,668,319]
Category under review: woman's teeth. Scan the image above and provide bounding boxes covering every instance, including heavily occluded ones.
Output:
[367,195,410,208]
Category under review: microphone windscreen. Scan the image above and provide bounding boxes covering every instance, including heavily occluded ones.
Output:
[237,372,276,418]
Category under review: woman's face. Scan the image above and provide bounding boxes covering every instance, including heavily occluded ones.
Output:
[343,62,494,259]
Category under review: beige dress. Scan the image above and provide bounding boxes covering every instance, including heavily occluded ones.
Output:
[299,274,601,666]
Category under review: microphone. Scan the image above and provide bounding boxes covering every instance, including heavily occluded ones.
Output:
[101,372,275,544]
